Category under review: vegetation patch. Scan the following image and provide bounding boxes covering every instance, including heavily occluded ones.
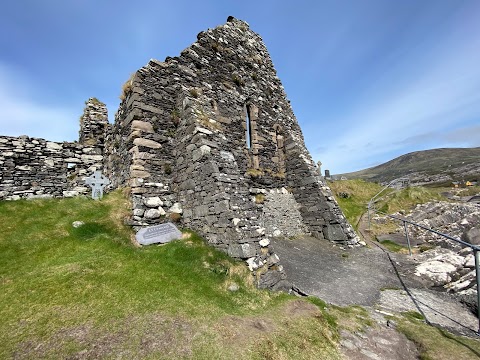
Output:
[120,73,135,100]
[170,108,181,126]
[255,194,266,204]
[246,168,264,177]
[329,179,383,229]
[395,314,480,360]
[379,239,409,253]
[189,88,200,98]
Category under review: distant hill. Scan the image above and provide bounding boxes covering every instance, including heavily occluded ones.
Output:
[337,147,480,185]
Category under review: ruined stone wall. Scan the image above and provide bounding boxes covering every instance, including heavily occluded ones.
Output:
[0,98,107,200]
[104,17,359,289]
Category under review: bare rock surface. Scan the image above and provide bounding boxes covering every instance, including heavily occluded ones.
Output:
[339,325,419,360]
[271,236,419,306]
[377,289,478,337]
[272,235,479,338]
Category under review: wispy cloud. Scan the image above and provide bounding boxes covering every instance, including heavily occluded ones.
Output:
[0,63,79,142]
[398,125,480,148]
[314,5,480,174]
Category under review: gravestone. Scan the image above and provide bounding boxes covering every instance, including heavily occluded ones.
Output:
[135,223,182,245]
[85,171,110,199]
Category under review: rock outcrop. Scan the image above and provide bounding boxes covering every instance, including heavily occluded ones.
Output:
[376,201,480,312]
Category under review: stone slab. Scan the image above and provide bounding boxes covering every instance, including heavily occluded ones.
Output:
[135,223,182,245]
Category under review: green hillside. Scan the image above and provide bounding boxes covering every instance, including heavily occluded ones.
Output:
[338,147,480,184]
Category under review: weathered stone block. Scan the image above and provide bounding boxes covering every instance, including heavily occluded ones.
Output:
[144,208,162,219]
[144,196,163,207]
[131,120,154,133]
[133,138,161,149]
[323,224,348,241]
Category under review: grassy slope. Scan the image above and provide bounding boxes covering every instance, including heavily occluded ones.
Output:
[397,314,480,360]
[328,179,383,229]
[329,179,447,229]
[0,191,341,359]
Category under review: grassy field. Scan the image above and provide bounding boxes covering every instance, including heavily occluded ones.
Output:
[0,191,343,359]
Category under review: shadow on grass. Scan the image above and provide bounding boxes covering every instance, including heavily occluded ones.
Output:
[69,222,112,241]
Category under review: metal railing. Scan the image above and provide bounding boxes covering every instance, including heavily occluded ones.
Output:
[367,205,480,335]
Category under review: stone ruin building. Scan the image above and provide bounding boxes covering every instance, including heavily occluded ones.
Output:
[0,17,359,289]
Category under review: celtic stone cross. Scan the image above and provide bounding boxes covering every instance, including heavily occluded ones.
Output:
[85,171,110,200]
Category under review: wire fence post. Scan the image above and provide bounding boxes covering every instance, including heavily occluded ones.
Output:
[403,220,412,256]
[474,248,480,335]
[367,202,371,231]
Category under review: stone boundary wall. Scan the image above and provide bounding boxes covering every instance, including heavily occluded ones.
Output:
[0,135,104,200]
[0,98,108,201]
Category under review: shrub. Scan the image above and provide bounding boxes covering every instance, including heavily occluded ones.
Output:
[119,73,135,100]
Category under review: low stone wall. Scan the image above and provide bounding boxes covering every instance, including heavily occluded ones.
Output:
[0,135,104,200]
[0,98,107,201]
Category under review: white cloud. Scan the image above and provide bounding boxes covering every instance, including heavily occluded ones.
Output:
[0,63,79,142]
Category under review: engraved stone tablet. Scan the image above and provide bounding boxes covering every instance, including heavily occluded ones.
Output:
[135,223,182,245]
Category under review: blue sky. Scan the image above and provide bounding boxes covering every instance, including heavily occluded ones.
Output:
[1,1,479,174]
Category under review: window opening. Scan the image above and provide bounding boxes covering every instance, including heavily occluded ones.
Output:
[245,105,253,149]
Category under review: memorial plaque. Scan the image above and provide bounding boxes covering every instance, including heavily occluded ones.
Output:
[135,223,182,245]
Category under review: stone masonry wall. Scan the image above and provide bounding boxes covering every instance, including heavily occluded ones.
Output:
[259,188,309,238]
[105,17,360,289]
[0,98,108,200]
[110,17,358,242]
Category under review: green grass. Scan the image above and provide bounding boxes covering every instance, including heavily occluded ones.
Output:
[396,314,480,360]
[0,191,343,359]
[379,239,408,253]
[377,186,445,214]
[330,180,451,238]
[329,179,383,228]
